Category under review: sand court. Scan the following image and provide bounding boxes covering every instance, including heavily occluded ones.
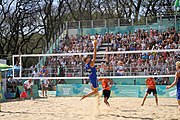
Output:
[0,97,180,120]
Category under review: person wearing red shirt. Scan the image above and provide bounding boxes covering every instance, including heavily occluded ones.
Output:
[141,77,158,106]
[99,78,113,106]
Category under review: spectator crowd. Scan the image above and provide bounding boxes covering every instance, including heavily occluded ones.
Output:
[44,27,180,78]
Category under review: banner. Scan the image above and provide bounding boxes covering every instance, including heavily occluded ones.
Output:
[82,25,159,36]
[63,77,175,85]
[0,71,6,102]
[16,85,39,98]
[111,85,139,97]
[56,84,95,97]
[56,84,176,98]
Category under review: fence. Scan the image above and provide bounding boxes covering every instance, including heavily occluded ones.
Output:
[66,15,180,36]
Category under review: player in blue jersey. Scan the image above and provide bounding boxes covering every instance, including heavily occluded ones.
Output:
[166,61,180,111]
[80,40,99,101]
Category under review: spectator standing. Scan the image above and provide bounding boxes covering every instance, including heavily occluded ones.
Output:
[39,66,49,97]
[32,68,40,89]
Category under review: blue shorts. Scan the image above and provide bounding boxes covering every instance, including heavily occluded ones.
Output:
[89,74,98,88]
[177,92,180,100]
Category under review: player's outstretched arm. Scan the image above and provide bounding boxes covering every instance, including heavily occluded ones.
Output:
[90,40,97,67]
[166,72,178,89]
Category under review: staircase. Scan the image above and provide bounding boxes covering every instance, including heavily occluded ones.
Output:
[95,42,111,66]
[36,30,66,70]
[83,42,111,76]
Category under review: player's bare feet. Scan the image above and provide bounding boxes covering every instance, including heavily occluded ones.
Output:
[80,95,86,101]
[105,102,110,106]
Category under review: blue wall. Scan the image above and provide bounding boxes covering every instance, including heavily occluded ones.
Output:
[64,77,175,85]
[56,84,177,98]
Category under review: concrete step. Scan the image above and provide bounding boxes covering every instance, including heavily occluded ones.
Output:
[101,43,112,46]
[99,46,108,49]
[97,57,104,59]
[95,61,106,64]
[95,63,102,66]
[98,50,107,53]
[95,59,106,62]
[98,49,106,52]
[100,45,111,48]
[98,42,111,52]
[98,47,107,51]
[96,54,104,57]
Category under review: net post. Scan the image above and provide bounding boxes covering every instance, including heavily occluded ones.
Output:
[12,55,15,79]
[19,55,22,79]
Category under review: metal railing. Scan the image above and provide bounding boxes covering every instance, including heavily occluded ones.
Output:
[65,15,179,31]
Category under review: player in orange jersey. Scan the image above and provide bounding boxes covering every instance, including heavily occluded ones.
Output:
[99,78,113,106]
[141,77,158,106]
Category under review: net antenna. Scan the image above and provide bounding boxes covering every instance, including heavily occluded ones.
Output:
[12,49,180,80]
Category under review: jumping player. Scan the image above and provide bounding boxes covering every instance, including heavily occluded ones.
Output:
[166,61,180,111]
[80,40,98,101]
[98,78,113,106]
[141,77,158,106]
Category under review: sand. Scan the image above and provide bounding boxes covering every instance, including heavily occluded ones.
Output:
[0,97,180,120]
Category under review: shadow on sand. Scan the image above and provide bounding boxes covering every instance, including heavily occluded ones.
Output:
[0,110,55,115]
[98,113,154,120]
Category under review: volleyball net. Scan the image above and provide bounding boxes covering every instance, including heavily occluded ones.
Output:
[12,49,180,83]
